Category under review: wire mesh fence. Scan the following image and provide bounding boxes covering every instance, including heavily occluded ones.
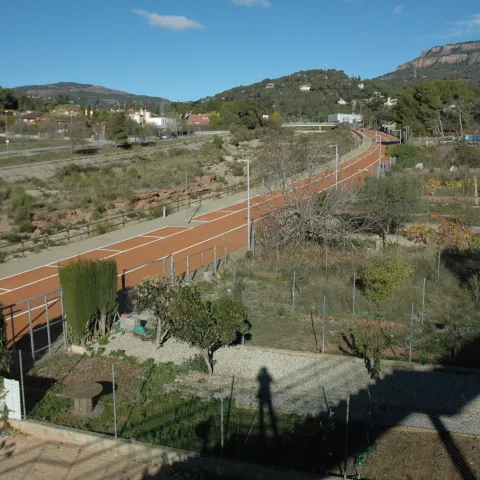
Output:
[231,242,480,367]
[3,349,380,477]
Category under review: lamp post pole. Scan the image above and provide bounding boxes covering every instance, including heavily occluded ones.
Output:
[247,157,251,251]
[4,111,8,153]
[330,144,339,190]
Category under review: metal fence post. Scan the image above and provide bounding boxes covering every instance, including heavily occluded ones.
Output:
[409,303,414,363]
[344,395,350,480]
[322,296,327,354]
[291,270,296,311]
[275,245,279,276]
[45,295,52,357]
[163,257,167,279]
[112,364,118,439]
[201,251,205,278]
[186,255,190,283]
[18,350,26,420]
[170,255,175,285]
[27,300,35,363]
[214,246,217,274]
[60,289,68,351]
[220,380,224,456]
[437,251,441,279]
[352,273,356,316]
[223,234,226,265]
[252,225,255,257]
[163,205,166,218]
[421,278,426,324]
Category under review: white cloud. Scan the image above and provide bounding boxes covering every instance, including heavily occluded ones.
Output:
[452,12,480,35]
[427,12,480,39]
[393,4,404,15]
[232,0,271,7]
[133,9,205,31]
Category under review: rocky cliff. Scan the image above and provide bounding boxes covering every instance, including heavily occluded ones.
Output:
[397,41,480,71]
[374,41,480,92]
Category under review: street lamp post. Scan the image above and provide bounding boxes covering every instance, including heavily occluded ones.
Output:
[375,133,382,177]
[239,158,251,251]
[330,144,339,190]
[247,157,251,251]
[404,126,411,144]
[4,111,8,153]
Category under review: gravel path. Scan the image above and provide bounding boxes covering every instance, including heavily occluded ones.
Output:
[97,330,201,366]
[97,333,480,436]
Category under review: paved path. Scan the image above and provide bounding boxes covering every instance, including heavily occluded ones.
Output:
[0,130,396,348]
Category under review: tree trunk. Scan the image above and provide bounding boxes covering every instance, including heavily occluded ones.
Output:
[156,316,163,350]
[203,350,213,375]
[100,314,106,336]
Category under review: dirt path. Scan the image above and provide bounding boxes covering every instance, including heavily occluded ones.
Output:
[0,434,223,480]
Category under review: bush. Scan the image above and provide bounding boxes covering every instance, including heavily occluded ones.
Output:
[151,205,169,219]
[18,221,36,234]
[212,136,224,149]
[230,163,245,177]
[59,259,117,344]
[359,251,413,303]
[9,185,34,211]
[2,231,21,244]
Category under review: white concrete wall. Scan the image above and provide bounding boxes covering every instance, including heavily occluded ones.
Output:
[1,378,22,420]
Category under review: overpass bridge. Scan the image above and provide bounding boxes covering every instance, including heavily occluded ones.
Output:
[281,122,337,132]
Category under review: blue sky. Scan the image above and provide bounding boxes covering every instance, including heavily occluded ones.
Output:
[2,0,480,101]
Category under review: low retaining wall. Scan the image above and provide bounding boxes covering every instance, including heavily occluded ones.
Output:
[9,419,336,480]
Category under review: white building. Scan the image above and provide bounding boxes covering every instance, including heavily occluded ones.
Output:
[337,98,348,105]
[299,84,311,91]
[384,97,398,107]
[328,113,363,125]
[147,116,177,130]
[127,108,177,130]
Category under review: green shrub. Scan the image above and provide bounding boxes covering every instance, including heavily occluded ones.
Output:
[59,259,118,344]
[9,185,34,211]
[359,252,413,303]
[230,163,244,177]
[18,221,36,233]
[2,231,21,244]
[151,205,169,219]
[212,136,224,149]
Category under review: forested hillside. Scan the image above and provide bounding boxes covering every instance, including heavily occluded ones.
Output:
[393,80,480,136]
[201,69,390,121]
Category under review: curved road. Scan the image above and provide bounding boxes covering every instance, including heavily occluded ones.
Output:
[0,130,397,347]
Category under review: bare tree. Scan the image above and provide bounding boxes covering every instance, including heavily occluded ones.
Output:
[41,119,60,140]
[255,137,364,249]
[68,121,88,152]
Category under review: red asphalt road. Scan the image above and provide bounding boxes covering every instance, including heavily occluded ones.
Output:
[0,130,397,346]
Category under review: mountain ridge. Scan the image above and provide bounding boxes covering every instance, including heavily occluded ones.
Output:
[374,40,480,89]
[12,81,170,108]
